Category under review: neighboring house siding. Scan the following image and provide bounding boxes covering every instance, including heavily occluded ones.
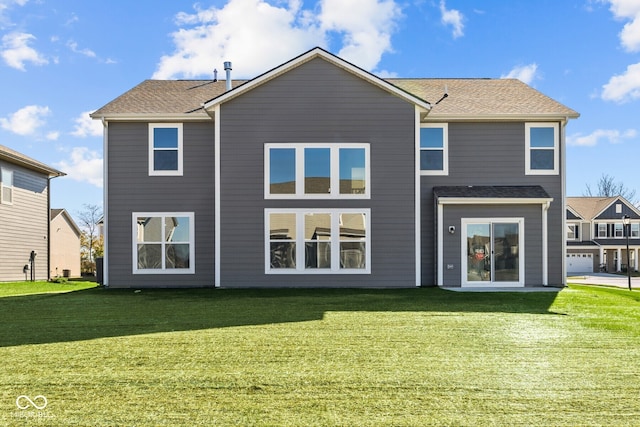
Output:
[218,57,416,287]
[596,202,640,220]
[421,122,564,286]
[0,162,49,281]
[50,213,81,278]
[106,121,215,287]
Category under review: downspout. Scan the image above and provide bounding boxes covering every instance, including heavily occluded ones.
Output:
[102,117,109,287]
[561,118,568,287]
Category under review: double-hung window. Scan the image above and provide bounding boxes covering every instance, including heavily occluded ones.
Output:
[133,212,195,274]
[632,223,639,238]
[597,223,607,238]
[265,143,369,198]
[615,223,624,238]
[149,123,183,176]
[525,122,559,175]
[0,168,13,205]
[419,123,448,175]
[567,223,579,240]
[266,209,370,274]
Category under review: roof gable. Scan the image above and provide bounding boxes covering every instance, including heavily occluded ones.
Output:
[566,196,640,220]
[203,47,431,114]
[51,208,82,236]
[0,144,65,177]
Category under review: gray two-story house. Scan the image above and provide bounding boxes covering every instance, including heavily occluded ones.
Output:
[91,47,579,289]
[566,196,640,274]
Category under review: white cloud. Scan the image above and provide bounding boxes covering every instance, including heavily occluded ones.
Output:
[71,111,103,137]
[153,0,403,79]
[319,0,402,70]
[1,32,47,70]
[567,128,637,146]
[605,0,640,51]
[55,147,103,188]
[602,62,640,102]
[501,63,539,85]
[439,0,464,39]
[67,40,96,58]
[0,105,50,135]
[46,131,59,141]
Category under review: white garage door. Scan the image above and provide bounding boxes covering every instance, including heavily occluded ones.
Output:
[566,253,593,273]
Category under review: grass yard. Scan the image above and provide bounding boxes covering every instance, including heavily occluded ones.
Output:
[0,282,638,426]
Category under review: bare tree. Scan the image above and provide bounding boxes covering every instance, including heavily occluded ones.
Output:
[77,204,103,274]
[584,173,637,203]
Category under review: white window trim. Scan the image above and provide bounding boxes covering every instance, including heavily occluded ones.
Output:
[148,123,183,176]
[567,223,579,241]
[615,223,624,238]
[264,143,370,199]
[461,217,525,288]
[0,168,13,205]
[525,122,559,175]
[264,208,371,274]
[597,223,607,238]
[419,123,448,176]
[132,212,195,274]
[632,223,639,238]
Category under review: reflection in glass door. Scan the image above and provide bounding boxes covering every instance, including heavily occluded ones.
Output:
[464,219,522,285]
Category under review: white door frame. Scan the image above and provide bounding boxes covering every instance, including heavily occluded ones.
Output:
[461,217,525,287]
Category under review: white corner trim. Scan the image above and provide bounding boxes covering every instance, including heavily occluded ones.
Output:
[415,106,422,287]
[102,119,109,287]
[542,201,550,286]
[437,203,444,287]
[214,105,221,287]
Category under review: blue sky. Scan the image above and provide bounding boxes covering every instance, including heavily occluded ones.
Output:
[1,0,639,223]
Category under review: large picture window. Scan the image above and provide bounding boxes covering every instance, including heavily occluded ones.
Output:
[265,209,370,274]
[525,122,559,175]
[419,123,448,175]
[0,168,13,205]
[133,212,195,274]
[265,143,369,199]
[149,123,183,176]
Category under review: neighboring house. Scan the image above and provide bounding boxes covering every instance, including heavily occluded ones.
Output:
[566,196,640,274]
[0,144,65,281]
[50,208,81,278]
[91,47,579,289]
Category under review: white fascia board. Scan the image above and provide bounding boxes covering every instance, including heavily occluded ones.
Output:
[203,47,432,112]
[90,113,210,122]
[424,114,579,123]
[438,197,554,205]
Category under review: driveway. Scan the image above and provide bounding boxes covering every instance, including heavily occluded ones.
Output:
[567,272,638,289]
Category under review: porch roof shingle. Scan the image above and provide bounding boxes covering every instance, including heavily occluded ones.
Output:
[433,185,551,199]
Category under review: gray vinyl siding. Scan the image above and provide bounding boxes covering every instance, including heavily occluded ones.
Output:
[218,57,416,287]
[440,205,543,286]
[421,122,564,286]
[0,162,49,281]
[106,121,215,288]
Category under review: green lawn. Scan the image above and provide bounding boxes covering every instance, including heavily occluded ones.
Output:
[0,283,638,426]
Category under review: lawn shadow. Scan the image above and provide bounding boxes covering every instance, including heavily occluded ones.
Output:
[0,287,561,347]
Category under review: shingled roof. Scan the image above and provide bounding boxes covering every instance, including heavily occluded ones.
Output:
[91,49,578,120]
[0,144,65,177]
[434,185,552,200]
[566,196,622,220]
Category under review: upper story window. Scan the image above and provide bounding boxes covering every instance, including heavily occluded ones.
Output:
[420,123,448,175]
[149,123,183,176]
[615,223,624,238]
[567,223,579,240]
[265,208,370,274]
[0,168,13,205]
[525,122,559,175]
[133,212,194,274]
[597,223,607,238]
[632,223,640,238]
[265,143,369,199]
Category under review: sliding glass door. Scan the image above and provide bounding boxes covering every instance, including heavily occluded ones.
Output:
[463,219,523,286]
